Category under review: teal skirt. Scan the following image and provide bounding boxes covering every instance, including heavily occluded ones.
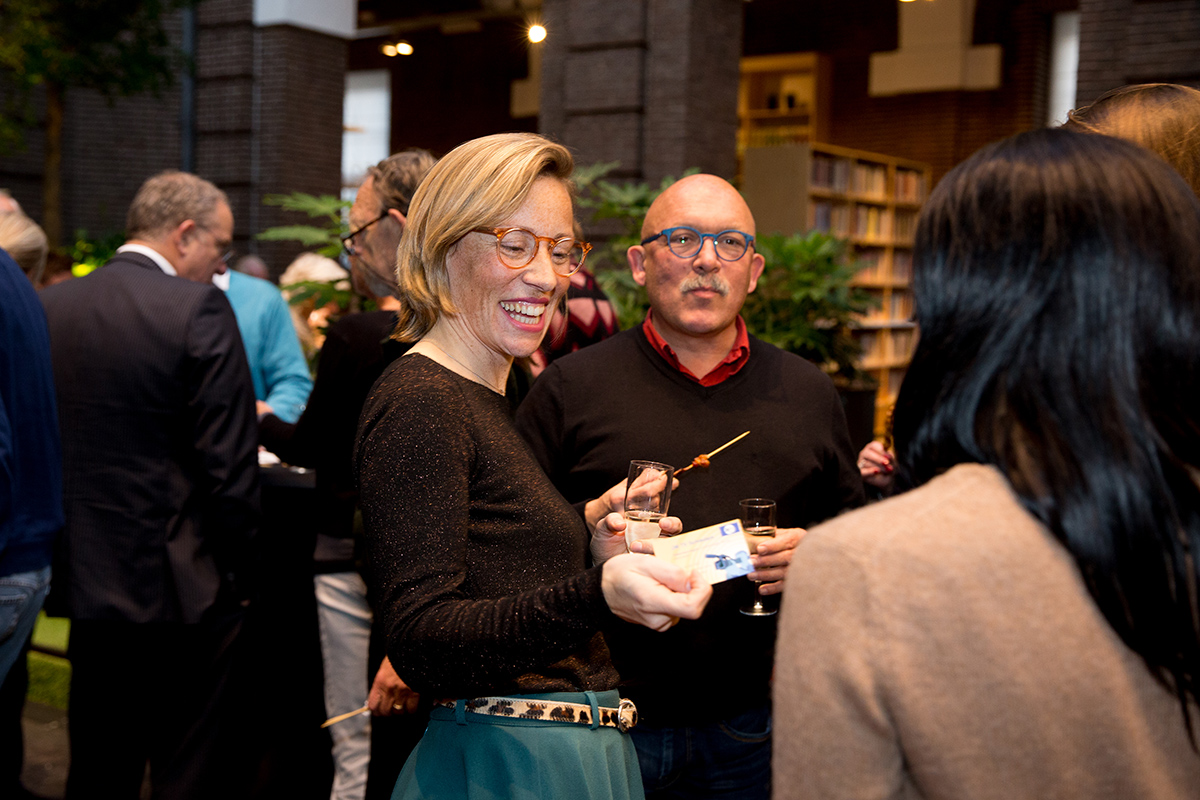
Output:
[391,690,645,800]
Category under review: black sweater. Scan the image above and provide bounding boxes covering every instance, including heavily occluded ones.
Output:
[355,355,619,698]
[516,326,865,723]
[259,311,407,553]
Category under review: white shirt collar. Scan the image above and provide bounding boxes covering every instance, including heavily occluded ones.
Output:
[212,271,231,291]
[116,243,178,277]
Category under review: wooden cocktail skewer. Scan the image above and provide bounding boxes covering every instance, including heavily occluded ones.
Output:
[674,430,750,476]
[321,705,368,728]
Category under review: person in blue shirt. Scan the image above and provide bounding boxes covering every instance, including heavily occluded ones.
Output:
[215,261,313,423]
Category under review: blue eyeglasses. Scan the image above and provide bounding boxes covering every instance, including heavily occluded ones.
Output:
[640,226,755,261]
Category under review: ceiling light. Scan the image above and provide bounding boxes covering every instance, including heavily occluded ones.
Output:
[396,41,413,55]
[528,24,547,43]
[380,43,398,56]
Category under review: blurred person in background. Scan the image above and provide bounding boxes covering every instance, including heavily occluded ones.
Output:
[259,147,437,800]
[235,253,271,281]
[40,170,259,799]
[0,213,49,287]
[213,253,312,424]
[280,252,352,361]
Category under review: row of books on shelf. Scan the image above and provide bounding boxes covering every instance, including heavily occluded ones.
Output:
[810,202,917,245]
[856,327,916,364]
[893,211,917,242]
[852,163,888,197]
[810,155,925,203]
[743,126,812,149]
[895,168,926,203]
[858,291,913,324]
[811,155,851,192]
[852,251,915,285]
[855,206,889,240]
[810,201,851,236]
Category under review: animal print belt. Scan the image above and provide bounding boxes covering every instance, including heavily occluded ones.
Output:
[433,695,638,732]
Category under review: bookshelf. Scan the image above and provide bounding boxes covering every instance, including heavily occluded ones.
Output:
[741,141,931,436]
[737,53,831,162]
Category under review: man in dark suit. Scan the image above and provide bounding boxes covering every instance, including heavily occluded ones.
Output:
[40,171,260,799]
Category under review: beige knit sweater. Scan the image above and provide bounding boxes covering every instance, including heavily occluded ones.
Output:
[773,463,1200,800]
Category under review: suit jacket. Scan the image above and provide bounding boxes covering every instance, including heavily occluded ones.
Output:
[40,252,260,624]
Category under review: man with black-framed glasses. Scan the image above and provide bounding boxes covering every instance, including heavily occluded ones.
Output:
[259,148,436,800]
[517,174,864,800]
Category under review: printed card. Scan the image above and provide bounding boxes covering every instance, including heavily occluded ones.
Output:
[651,519,753,585]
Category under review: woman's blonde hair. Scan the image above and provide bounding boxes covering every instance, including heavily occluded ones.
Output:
[0,212,48,285]
[393,132,574,341]
[1064,83,1200,199]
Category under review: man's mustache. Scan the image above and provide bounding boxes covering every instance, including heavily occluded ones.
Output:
[680,273,730,296]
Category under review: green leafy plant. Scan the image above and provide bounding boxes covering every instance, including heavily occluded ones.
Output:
[256,192,349,258]
[67,228,124,277]
[744,231,879,385]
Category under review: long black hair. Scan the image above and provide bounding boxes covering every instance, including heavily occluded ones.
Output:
[893,128,1200,735]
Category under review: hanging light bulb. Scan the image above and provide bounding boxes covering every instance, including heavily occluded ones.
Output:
[528,24,547,43]
[396,41,414,55]
[380,42,398,56]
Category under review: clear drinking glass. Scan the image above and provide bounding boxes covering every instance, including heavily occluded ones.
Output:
[623,460,674,552]
[739,498,778,616]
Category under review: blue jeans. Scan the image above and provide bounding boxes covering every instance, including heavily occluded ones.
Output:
[0,565,51,682]
[629,704,771,800]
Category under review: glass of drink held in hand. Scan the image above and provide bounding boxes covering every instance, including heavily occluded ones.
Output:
[739,498,779,616]
[623,460,674,552]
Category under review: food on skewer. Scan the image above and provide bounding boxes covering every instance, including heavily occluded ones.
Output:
[675,431,749,476]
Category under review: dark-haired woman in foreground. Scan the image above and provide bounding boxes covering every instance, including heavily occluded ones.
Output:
[773,129,1200,799]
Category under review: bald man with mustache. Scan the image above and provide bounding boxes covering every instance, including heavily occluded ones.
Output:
[517,174,864,799]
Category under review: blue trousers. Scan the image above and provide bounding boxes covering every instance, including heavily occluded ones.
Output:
[0,565,50,683]
[629,705,771,800]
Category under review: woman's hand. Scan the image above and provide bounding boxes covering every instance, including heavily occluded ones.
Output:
[367,657,420,716]
[747,527,804,595]
[600,552,711,632]
[858,441,895,490]
[592,512,682,564]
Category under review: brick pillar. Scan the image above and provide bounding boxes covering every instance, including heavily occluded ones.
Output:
[540,0,741,183]
[1076,0,1200,106]
[198,0,346,279]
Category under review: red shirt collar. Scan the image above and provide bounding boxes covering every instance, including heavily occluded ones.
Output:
[641,311,751,387]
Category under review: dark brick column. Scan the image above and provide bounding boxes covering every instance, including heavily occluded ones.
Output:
[1076,0,1200,105]
[198,0,346,279]
[540,0,741,182]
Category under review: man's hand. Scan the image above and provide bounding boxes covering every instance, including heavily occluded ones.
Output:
[593,512,682,564]
[367,657,419,716]
[747,527,804,595]
[584,479,629,535]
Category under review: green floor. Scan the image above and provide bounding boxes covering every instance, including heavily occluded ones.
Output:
[28,613,70,710]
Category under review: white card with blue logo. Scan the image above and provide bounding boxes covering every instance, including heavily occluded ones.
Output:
[650,519,753,585]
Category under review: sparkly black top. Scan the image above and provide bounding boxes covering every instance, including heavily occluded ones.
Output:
[355,354,618,698]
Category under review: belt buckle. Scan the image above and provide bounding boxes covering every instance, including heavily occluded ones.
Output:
[617,698,637,732]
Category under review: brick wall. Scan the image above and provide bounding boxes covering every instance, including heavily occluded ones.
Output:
[541,0,741,183]
[828,0,1057,184]
[0,0,345,280]
[1076,0,1200,104]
